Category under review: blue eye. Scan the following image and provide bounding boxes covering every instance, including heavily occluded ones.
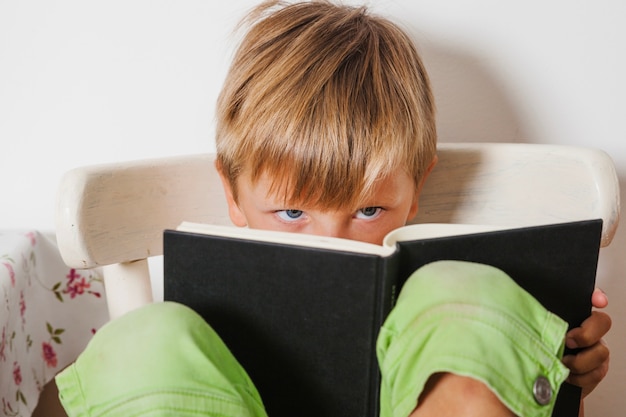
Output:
[355,207,382,219]
[276,209,304,222]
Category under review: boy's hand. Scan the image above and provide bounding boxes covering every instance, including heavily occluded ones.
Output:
[561,288,611,398]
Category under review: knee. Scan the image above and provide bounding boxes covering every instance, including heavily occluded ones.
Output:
[399,261,521,308]
[411,373,516,417]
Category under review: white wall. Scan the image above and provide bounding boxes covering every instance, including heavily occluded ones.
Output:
[1,0,624,414]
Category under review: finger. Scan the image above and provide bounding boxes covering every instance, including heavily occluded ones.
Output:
[565,357,610,398]
[591,288,609,309]
[566,311,611,349]
[562,339,610,375]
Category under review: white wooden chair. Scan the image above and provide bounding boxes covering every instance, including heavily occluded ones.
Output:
[55,143,620,320]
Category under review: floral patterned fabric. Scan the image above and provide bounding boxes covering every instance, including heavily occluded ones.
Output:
[1,231,108,416]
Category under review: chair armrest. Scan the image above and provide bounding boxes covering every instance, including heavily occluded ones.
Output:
[56,153,230,268]
[415,143,620,247]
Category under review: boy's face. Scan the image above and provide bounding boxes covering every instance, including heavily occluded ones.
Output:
[220,167,428,245]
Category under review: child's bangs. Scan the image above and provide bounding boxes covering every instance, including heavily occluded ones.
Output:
[250,135,404,211]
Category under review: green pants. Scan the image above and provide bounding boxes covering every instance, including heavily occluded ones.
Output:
[56,261,569,417]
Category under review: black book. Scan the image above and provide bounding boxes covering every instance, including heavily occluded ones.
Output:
[164,219,602,417]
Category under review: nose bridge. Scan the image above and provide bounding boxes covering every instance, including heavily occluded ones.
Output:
[311,213,350,239]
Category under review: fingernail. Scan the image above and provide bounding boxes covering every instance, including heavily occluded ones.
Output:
[566,338,578,349]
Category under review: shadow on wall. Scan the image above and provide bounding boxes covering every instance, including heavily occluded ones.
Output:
[416,34,624,287]
[417,40,531,144]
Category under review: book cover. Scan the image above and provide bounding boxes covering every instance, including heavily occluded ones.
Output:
[164,219,602,417]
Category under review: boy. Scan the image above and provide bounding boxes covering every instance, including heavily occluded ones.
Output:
[56,1,610,416]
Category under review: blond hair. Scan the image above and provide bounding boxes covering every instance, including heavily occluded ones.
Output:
[216,0,436,209]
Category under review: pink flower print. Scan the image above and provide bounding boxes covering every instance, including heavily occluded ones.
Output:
[2,262,15,287]
[25,231,37,246]
[64,276,90,298]
[42,342,57,368]
[12,362,21,386]
[53,269,103,301]
[66,269,80,284]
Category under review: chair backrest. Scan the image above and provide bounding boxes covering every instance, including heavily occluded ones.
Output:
[56,143,621,319]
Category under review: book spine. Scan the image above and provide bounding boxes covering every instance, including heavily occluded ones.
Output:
[369,253,400,416]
